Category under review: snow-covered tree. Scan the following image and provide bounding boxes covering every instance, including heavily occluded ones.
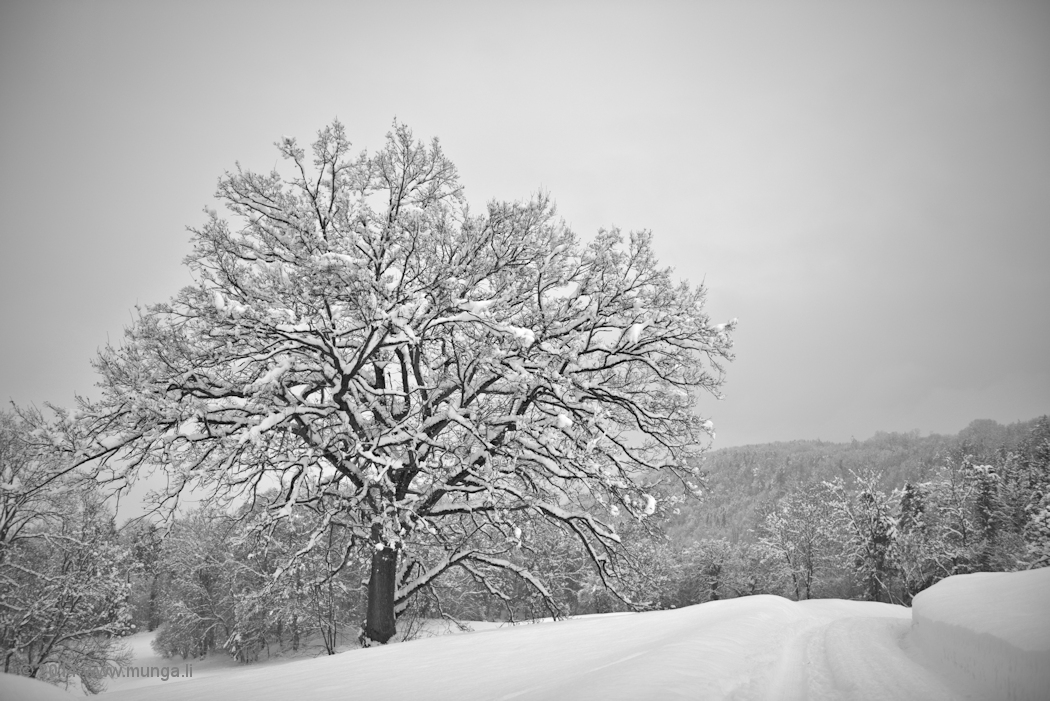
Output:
[724,540,788,598]
[151,508,239,660]
[153,500,364,662]
[889,481,946,602]
[826,472,897,602]
[1025,495,1050,568]
[57,121,734,644]
[235,495,365,657]
[0,409,69,555]
[670,538,736,604]
[1006,417,1050,568]
[757,483,839,600]
[122,520,165,632]
[0,410,132,693]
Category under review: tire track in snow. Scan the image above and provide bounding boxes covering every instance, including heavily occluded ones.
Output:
[763,605,963,701]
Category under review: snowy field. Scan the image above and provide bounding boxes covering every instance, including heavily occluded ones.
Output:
[3,568,1048,701]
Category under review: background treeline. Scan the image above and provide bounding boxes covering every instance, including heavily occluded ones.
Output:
[651,416,1050,607]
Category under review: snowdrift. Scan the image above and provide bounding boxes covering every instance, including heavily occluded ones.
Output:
[911,566,1050,701]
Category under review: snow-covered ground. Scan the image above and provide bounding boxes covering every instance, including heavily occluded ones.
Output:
[3,567,1047,701]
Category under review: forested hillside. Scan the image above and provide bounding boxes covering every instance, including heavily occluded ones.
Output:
[647,416,1050,607]
[677,418,1043,543]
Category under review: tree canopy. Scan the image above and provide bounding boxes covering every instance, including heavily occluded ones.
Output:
[57,121,735,643]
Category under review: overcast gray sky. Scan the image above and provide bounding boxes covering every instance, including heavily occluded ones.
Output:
[1,0,1048,449]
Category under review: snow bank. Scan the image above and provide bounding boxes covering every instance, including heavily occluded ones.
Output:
[911,567,1050,701]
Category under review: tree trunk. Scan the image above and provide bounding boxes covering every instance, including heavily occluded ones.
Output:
[364,523,397,644]
[148,573,160,631]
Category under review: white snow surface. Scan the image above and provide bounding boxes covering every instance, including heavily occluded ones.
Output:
[91,598,948,701]
[4,569,1042,701]
[911,566,1050,701]
[0,673,80,701]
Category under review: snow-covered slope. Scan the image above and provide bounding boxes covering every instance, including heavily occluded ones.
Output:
[911,566,1050,701]
[6,568,1043,701]
[90,595,958,701]
[0,673,80,701]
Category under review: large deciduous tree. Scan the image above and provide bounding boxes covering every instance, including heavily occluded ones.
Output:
[64,121,734,643]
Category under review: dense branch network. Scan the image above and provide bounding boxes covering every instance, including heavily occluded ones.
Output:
[48,121,735,632]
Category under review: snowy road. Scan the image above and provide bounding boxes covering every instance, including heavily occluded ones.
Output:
[766,601,959,701]
[90,596,963,701]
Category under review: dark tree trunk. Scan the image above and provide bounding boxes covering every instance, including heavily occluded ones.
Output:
[364,523,398,644]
